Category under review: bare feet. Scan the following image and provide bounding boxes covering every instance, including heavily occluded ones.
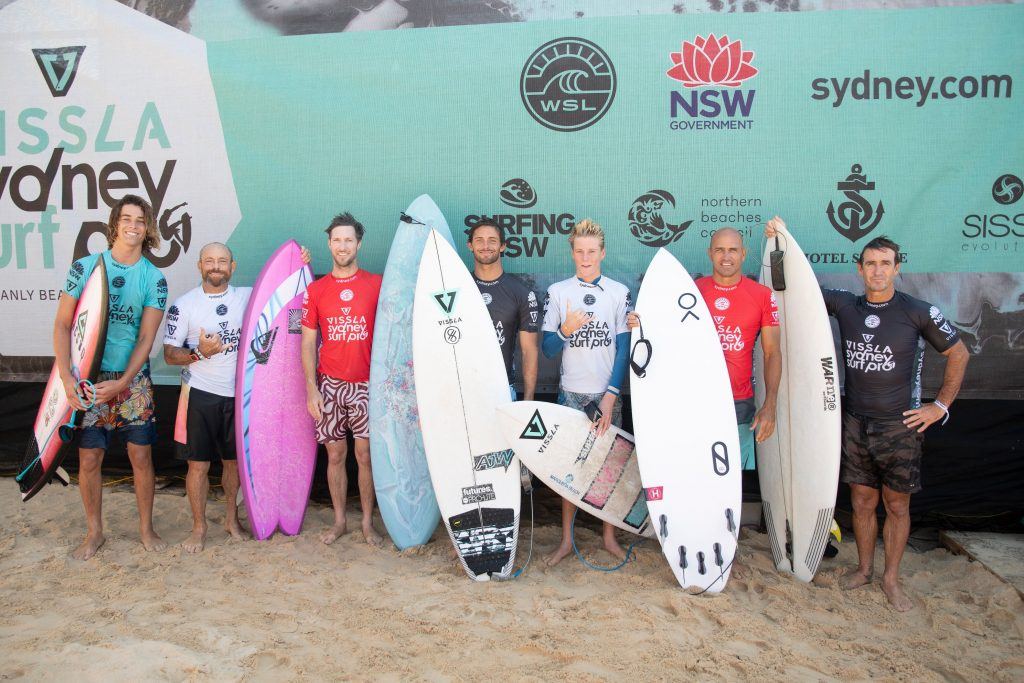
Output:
[603,536,627,561]
[182,525,207,554]
[71,532,105,561]
[840,568,873,590]
[224,521,246,541]
[362,524,383,547]
[141,529,167,552]
[320,522,348,545]
[544,543,573,567]
[881,577,914,612]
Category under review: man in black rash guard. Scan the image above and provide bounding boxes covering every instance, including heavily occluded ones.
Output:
[766,217,968,612]
[467,219,539,399]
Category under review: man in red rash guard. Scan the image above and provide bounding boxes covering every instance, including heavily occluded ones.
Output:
[302,212,383,546]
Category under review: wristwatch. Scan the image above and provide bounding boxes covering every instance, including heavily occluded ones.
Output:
[189,348,207,363]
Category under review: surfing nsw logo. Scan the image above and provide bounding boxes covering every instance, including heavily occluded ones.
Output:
[827,164,884,242]
[667,35,758,131]
[463,179,575,258]
[251,327,278,365]
[520,37,616,132]
[627,190,694,247]
[32,46,86,98]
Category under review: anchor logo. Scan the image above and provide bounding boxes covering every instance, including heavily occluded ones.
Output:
[827,164,884,243]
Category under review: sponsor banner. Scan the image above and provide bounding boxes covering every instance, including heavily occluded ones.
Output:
[0,0,240,377]
[1,2,1021,398]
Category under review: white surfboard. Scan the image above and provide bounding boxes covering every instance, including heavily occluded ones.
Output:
[413,229,520,581]
[496,402,654,538]
[754,225,842,582]
[630,248,741,593]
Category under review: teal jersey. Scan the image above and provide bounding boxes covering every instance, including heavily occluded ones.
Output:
[64,251,167,372]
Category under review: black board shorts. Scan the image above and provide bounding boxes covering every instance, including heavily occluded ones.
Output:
[177,386,236,462]
[840,410,923,494]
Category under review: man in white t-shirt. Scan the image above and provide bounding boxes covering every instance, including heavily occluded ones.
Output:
[163,242,308,552]
[541,219,632,566]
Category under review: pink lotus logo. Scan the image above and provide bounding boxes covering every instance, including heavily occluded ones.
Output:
[667,35,758,88]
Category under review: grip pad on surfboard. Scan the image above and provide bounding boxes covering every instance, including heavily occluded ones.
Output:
[449,508,515,577]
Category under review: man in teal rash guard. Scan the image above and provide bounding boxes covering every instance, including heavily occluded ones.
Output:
[56,194,168,560]
[540,218,632,566]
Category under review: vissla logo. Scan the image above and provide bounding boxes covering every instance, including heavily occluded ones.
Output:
[520,410,548,440]
[865,315,881,329]
[627,190,693,247]
[433,290,457,315]
[520,37,616,132]
[32,46,86,98]
[219,321,229,331]
[862,333,874,342]
[252,327,278,364]
[668,35,757,131]
[499,179,537,209]
[827,164,885,242]
[992,174,1023,206]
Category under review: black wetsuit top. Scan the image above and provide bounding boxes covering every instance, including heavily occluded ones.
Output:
[822,289,960,418]
[474,272,539,383]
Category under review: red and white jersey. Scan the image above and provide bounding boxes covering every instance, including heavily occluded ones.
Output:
[696,275,779,400]
[301,269,382,382]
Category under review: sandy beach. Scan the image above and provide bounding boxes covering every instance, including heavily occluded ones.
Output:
[1,478,1021,681]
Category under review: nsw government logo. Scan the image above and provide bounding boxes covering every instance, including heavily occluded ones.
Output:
[520,38,616,132]
[827,164,884,242]
[627,190,693,247]
[667,35,757,131]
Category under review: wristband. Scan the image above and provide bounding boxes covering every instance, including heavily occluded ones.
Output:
[933,399,950,425]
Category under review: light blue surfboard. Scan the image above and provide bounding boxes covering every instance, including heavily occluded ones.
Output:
[369,195,454,549]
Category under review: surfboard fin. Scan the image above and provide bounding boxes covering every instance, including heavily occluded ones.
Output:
[725,508,736,534]
[830,519,842,544]
[54,467,70,486]
[659,514,668,539]
[713,543,724,569]
[697,551,706,575]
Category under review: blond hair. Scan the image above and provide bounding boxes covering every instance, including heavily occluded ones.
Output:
[568,218,605,249]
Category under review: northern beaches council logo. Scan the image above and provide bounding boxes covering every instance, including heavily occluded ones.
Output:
[520,37,616,132]
[627,190,694,247]
[666,34,758,131]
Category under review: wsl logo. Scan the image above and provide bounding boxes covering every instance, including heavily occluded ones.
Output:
[463,179,575,258]
[520,38,616,132]
[627,190,694,247]
[667,35,757,131]
[827,164,885,242]
[32,46,85,97]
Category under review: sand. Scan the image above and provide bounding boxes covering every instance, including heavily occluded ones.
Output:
[1,478,1021,682]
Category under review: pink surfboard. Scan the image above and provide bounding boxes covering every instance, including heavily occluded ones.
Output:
[236,241,316,539]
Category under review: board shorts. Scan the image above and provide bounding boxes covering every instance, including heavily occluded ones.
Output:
[80,368,157,450]
[558,389,622,428]
[734,398,756,471]
[841,410,923,494]
[176,386,236,462]
[316,375,369,442]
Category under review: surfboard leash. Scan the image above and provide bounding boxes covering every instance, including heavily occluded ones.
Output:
[16,379,96,484]
[495,467,535,581]
[569,508,643,573]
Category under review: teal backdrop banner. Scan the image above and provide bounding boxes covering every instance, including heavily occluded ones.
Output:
[1,0,1021,395]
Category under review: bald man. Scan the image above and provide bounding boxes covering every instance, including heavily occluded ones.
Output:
[630,227,781,467]
[698,227,781,466]
[163,242,309,552]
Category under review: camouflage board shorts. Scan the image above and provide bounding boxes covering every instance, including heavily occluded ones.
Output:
[558,389,622,428]
[841,410,923,494]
